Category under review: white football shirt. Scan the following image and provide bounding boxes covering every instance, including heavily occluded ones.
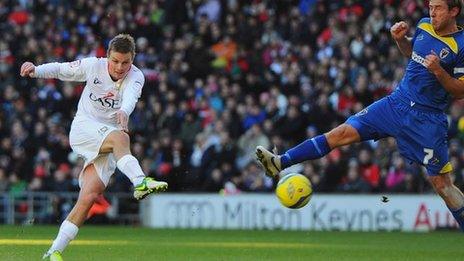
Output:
[34,57,144,126]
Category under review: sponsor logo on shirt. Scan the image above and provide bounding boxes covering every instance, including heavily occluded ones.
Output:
[89,92,120,108]
[411,51,426,66]
[454,67,464,74]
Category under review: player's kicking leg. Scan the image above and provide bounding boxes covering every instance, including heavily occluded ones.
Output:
[100,131,168,199]
[43,165,104,260]
[256,124,360,178]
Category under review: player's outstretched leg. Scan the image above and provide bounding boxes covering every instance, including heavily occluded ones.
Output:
[256,124,360,178]
[256,134,331,178]
[101,131,168,199]
[133,176,168,200]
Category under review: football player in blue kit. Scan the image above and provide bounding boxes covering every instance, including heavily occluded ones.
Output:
[256,0,464,231]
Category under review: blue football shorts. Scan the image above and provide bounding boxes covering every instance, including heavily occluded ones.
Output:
[346,95,451,176]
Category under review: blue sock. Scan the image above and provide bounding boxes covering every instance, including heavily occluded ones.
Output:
[449,206,464,232]
[280,135,331,169]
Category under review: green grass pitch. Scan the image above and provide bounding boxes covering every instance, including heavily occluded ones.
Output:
[0,226,462,260]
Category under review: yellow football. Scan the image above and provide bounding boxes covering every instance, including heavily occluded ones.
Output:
[275,173,312,209]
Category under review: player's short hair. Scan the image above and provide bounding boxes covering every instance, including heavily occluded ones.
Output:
[107,34,136,58]
[447,0,462,16]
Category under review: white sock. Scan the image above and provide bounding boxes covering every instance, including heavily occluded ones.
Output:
[116,154,146,186]
[48,220,78,254]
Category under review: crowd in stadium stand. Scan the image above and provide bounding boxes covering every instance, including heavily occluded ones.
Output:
[1,0,464,197]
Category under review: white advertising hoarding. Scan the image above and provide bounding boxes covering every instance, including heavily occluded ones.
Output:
[141,194,458,232]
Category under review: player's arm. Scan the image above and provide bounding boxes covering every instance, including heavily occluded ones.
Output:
[425,51,464,99]
[391,21,413,58]
[117,72,144,132]
[19,58,95,82]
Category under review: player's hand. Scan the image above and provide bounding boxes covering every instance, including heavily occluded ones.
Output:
[424,50,442,75]
[116,110,129,132]
[20,62,36,77]
[390,21,409,41]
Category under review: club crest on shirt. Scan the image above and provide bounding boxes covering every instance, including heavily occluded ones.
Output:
[439,48,450,59]
[93,77,102,84]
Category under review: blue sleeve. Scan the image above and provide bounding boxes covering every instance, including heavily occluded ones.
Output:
[453,48,464,80]
[411,18,428,45]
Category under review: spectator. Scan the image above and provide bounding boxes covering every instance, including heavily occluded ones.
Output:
[236,124,270,169]
[385,153,408,192]
[338,159,370,193]
[8,173,27,197]
[0,168,8,192]
[359,148,381,191]
[202,168,224,192]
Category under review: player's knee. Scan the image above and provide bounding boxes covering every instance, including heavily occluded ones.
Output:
[80,192,101,206]
[110,131,130,146]
[327,124,358,147]
[430,174,451,189]
[431,177,451,198]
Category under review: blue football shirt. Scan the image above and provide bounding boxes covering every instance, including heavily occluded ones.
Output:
[393,17,464,112]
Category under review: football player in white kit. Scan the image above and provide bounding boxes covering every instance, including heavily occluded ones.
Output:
[20,34,168,260]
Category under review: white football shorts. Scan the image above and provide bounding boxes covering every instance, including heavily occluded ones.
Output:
[69,116,118,187]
